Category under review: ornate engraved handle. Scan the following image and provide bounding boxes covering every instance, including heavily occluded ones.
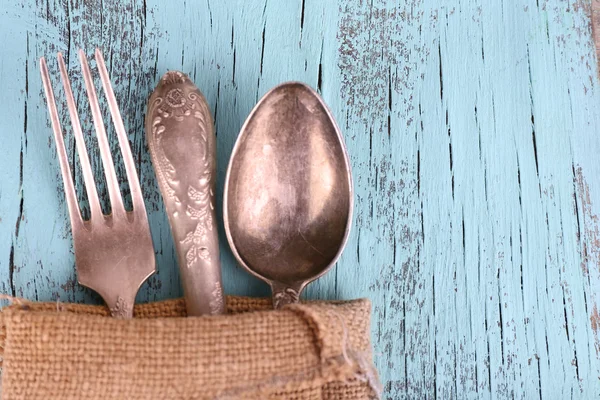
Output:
[146,71,225,315]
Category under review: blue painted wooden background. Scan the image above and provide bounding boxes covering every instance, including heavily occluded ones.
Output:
[1,0,600,398]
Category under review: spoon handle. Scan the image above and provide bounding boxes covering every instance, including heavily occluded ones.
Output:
[271,282,304,308]
[146,71,225,316]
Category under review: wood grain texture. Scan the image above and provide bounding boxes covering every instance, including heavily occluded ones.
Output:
[0,0,599,398]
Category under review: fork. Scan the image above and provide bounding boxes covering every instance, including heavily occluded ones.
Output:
[40,49,155,318]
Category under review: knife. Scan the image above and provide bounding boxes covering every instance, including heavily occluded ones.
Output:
[145,71,225,315]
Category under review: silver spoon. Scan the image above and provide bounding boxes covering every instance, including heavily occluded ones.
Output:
[223,82,353,308]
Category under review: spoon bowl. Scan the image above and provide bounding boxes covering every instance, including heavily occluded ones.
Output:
[223,82,353,307]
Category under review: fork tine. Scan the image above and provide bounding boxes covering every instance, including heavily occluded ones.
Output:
[40,57,83,227]
[94,48,146,213]
[78,49,125,218]
[56,53,103,219]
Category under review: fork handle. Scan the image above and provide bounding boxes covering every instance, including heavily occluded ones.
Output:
[107,294,135,318]
[146,71,226,316]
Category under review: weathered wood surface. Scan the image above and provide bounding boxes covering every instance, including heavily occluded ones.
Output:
[1,0,599,398]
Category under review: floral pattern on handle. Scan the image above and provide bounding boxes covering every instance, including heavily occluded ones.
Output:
[109,296,131,318]
[148,72,215,269]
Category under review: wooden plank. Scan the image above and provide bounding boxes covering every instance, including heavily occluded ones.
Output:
[0,0,599,398]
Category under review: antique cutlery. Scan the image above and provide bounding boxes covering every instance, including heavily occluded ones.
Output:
[223,82,353,308]
[40,49,156,318]
[145,71,225,315]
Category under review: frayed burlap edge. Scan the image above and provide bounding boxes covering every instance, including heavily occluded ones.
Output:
[0,295,381,400]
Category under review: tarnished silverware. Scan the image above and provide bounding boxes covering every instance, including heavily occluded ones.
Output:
[146,71,225,316]
[223,82,353,308]
[40,49,156,318]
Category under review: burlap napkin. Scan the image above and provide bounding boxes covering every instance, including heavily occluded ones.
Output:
[0,296,381,399]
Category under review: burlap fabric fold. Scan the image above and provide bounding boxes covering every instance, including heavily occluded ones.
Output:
[0,296,381,399]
